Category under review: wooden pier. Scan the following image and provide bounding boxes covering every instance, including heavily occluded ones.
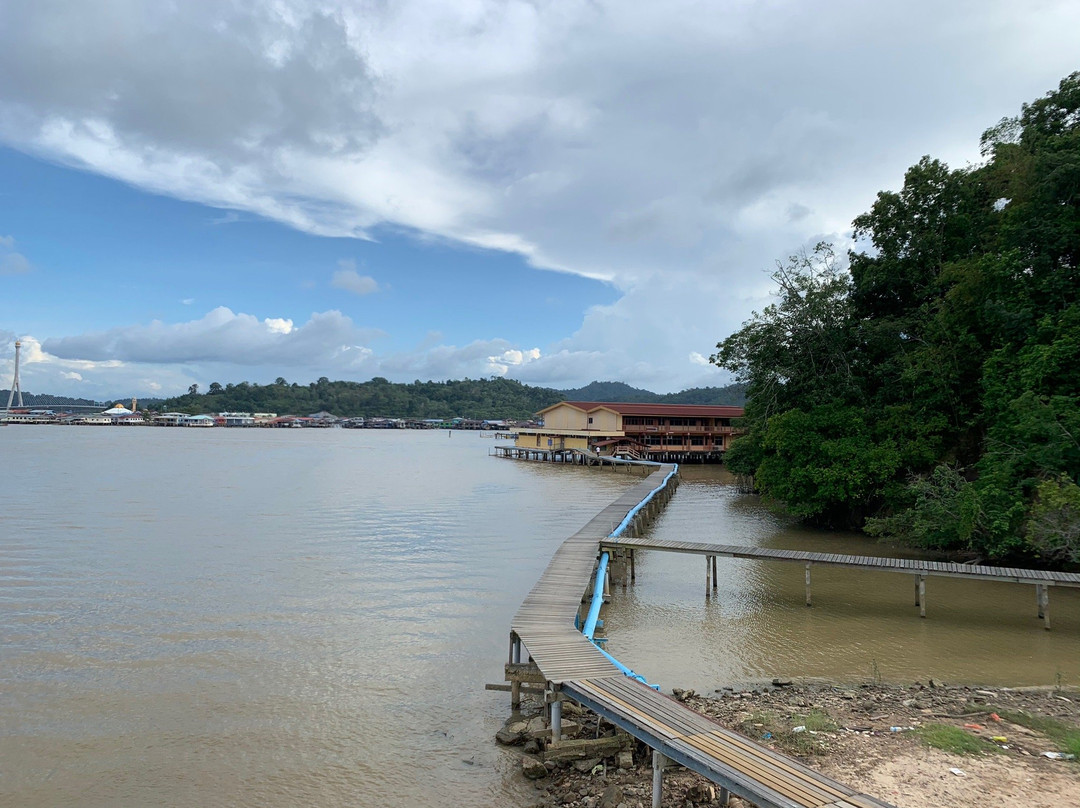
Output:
[602,537,1080,630]
[505,465,895,808]
[492,443,653,470]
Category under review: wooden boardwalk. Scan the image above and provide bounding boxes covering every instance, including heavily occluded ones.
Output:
[564,676,892,808]
[510,466,674,683]
[602,537,1080,628]
[507,465,897,808]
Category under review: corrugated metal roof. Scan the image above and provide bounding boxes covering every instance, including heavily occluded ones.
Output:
[556,401,744,417]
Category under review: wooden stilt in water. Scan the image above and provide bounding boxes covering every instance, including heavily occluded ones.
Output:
[1041,585,1051,630]
[918,575,926,618]
[705,554,711,597]
[630,549,636,583]
[711,555,718,590]
[915,575,921,607]
[805,563,812,607]
[1037,583,1045,618]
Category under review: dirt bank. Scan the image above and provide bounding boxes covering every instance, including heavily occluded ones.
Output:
[503,681,1080,808]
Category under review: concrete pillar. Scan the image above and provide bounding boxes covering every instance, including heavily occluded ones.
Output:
[652,750,666,808]
[805,563,812,607]
[918,576,926,618]
[551,698,562,742]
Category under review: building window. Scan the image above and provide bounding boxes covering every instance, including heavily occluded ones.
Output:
[588,416,593,424]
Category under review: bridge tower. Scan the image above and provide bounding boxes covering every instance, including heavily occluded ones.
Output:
[6,340,24,410]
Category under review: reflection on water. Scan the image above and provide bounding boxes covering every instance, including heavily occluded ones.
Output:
[3,436,1076,808]
[0,428,637,808]
[604,465,1080,692]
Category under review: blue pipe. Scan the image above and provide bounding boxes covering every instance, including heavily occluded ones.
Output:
[581,551,610,640]
[577,464,678,691]
[608,465,678,539]
[597,646,659,689]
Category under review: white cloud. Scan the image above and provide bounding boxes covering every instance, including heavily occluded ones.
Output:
[181,298,195,305]
[1,2,1077,389]
[331,259,379,295]
[0,235,32,275]
[263,317,294,335]
[60,371,83,381]
[487,346,542,376]
[43,306,382,367]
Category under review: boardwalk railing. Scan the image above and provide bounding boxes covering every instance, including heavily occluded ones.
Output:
[601,537,1080,630]
[505,464,896,808]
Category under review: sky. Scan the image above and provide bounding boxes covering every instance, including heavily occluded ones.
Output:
[1,1,1078,400]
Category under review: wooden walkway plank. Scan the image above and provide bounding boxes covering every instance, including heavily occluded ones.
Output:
[506,462,897,808]
[604,536,1080,588]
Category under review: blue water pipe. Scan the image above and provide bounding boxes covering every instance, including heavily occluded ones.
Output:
[578,462,678,691]
[581,552,609,640]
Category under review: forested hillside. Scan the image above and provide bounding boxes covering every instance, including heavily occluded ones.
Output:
[713,74,1080,564]
[156,377,746,420]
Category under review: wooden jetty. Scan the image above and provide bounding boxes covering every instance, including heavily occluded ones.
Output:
[505,465,895,808]
[493,443,653,470]
[602,537,1080,630]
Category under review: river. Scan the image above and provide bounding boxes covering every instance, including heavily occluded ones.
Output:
[1,428,1076,807]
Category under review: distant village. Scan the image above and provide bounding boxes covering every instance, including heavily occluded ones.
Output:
[0,400,535,431]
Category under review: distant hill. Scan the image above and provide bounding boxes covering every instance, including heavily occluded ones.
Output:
[146,376,745,418]
[0,390,104,408]
[12,378,744,418]
[560,380,746,407]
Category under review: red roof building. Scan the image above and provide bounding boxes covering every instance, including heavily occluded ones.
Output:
[514,400,745,462]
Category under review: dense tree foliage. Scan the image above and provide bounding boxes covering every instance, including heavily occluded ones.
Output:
[157,377,746,420]
[713,74,1080,564]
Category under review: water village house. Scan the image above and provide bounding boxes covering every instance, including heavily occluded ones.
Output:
[515,401,744,462]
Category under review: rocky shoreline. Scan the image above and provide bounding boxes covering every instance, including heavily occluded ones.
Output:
[497,680,1080,808]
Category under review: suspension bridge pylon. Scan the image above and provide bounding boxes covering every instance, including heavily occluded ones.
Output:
[5,340,24,411]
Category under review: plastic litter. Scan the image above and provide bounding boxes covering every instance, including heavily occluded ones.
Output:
[989,712,1002,722]
[791,726,806,733]
[963,723,983,730]
[889,726,914,733]
[949,768,966,777]
[1042,752,1077,760]
[762,732,772,740]
[991,736,1007,743]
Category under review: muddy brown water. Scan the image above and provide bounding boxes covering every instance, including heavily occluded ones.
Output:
[604,464,1079,693]
[1,431,1076,807]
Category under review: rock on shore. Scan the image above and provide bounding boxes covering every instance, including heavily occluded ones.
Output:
[497,681,1080,808]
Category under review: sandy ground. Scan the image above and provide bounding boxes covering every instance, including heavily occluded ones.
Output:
[504,681,1080,808]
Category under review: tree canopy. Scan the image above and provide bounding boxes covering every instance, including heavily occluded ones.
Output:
[713,73,1080,564]
[156,377,746,421]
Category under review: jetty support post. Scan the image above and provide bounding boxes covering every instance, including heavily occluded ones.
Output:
[630,549,636,583]
[705,555,711,597]
[549,687,563,741]
[805,563,812,607]
[918,576,926,618]
[652,750,667,808]
[711,555,718,591]
[509,633,523,709]
[1040,584,1051,630]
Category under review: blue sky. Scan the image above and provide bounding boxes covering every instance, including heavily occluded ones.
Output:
[1,147,612,359]
[1,1,1078,399]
